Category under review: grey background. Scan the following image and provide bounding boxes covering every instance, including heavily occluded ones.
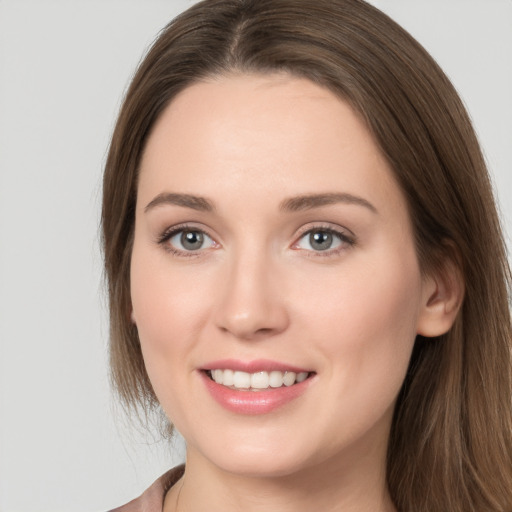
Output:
[0,1,510,511]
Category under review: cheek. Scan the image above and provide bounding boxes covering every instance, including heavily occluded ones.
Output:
[129,247,216,424]
[297,249,422,399]
[130,245,211,369]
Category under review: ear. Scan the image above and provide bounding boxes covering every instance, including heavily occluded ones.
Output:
[416,256,464,337]
[130,309,137,325]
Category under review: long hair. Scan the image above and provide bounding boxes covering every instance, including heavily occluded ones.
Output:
[101,1,512,510]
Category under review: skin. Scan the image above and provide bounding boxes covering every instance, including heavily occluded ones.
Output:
[130,73,457,512]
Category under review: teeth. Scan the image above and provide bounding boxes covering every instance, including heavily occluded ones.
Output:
[296,371,308,383]
[233,371,251,389]
[283,371,296,386]
[212,369,223,384]
[222,369,234,386]
[251,371,269,389]
[269,370,283,388]
[209,369,309,390]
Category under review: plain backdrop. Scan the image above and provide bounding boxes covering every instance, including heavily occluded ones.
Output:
[0,1,510,511]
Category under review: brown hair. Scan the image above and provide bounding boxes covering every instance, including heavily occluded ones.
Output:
[102,1,512,510]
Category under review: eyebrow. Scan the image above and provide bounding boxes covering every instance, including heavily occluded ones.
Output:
[144,193,215,213]
[144,191,377,215]
[279,193,378,214]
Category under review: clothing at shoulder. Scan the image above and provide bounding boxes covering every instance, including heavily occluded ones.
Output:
[108,465,185,512]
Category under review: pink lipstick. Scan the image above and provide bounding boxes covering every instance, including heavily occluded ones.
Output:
[199,359,315,415]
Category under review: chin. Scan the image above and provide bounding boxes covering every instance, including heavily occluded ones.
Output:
[189,432,314,479]
[211,452,310,479]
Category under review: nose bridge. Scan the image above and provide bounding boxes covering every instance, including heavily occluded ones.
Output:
[214,241,289,340]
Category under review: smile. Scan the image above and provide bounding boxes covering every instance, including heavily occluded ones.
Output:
[207,369,310,390]
[200,360,315,414]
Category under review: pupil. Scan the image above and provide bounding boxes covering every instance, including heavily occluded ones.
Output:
[310,231,332,251]
[181,231,204,250]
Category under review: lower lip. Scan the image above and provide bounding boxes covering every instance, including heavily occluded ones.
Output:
[200,371,313,415]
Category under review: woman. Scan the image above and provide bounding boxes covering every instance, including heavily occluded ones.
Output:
[102,0,512,510]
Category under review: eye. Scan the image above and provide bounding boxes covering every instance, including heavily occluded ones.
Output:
[294,228,354,253]
[159,227,218,254]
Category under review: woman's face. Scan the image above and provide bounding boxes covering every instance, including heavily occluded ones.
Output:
[131,74,433,478]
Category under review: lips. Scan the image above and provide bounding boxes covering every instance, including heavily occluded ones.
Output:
[200,359,315,414]
[202,358,311,374]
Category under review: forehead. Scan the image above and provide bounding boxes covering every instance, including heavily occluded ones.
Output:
[138,73,405,216]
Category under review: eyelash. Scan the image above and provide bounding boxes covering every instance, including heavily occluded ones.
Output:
[292,225,356,257]
[156,223,217,258]
[156,223,356,258]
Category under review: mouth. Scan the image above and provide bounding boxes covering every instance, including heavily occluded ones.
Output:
[204,369,312,391]
[200,361,315,414]
[198,359,317,415]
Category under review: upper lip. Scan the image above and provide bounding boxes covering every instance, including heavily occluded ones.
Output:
[201,359,312,374]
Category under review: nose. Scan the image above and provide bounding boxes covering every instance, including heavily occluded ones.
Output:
[214,250,290,341]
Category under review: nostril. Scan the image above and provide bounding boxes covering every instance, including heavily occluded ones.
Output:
[255,327,274,335]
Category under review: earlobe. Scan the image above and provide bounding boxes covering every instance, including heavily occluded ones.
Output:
[130,309,137,324]
[416,257,464,338]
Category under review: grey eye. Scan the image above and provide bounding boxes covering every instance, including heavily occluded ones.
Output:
[169,229,215,251]
[181,230,204,250]
[309,231,334,251]
[296,229,345,252]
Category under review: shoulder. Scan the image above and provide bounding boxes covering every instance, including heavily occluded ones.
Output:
[107,465,185,512]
